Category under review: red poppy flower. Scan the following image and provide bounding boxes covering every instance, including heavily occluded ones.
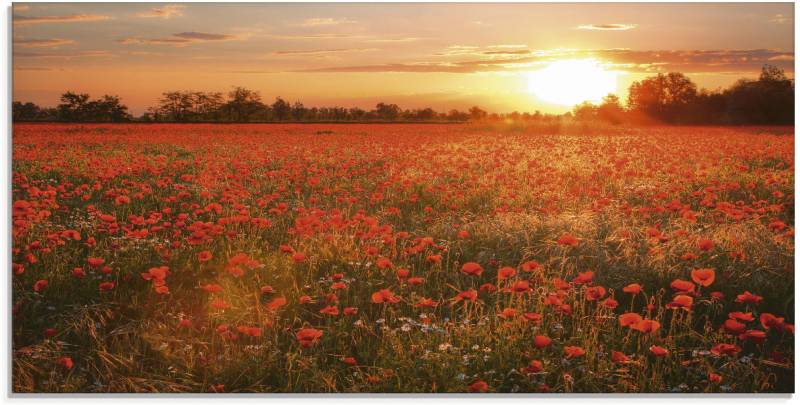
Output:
[611,351,630,363]
[691,268,715,287]
[631,319,661,334]
[460,262,484,276]
[735,291,763,305]
[371,289,401,304]
[649,345,669,357]
[534,335,552,349]
[619,312,643,327]
[564,346,585,359]
[524,359,544,373]
[669,279,695,293]
[622,283,642,294]
[296,328,323,348]
[468,379,489,393]
[557,234,579,247]
[710,343,741,356]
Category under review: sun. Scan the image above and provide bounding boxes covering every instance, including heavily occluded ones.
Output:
[528,59,618,106]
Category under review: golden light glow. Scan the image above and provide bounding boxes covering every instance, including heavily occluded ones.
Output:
[528,59,618,106]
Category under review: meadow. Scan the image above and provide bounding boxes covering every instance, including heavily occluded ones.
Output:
[11,123,794,393]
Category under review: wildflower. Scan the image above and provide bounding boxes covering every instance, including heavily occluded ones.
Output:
[619,312,643,327]
[511,280,531,293]
[521,260,540,273]
[760,313,785,330]
[666,294,693,310]
[371,289,401,304]
[33,279,48,292]
[198,251,212,262]
[710,343,741,357]
[649,345,669,357]
[622,283,642,294]
[533,335,552,349]
[524,359,544,373]
[57,356,74,370]
[497,267,516,280]
[691,268,715,287]
[573,271,594,285]
[669,279,695,293]
[697,239,714,251]
[611,351,630,363]
[557,234,579,247]
[296,328,323,348]
[585,286,606,301]
[460,262,484,276]
[468,379,489,393]
[564,346,585,359]
[631,319,661,334]
[735,291,763,305]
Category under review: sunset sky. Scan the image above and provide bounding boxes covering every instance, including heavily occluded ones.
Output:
[12,2,795,115]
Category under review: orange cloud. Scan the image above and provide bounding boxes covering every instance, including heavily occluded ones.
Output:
[301,49,794,74]
[272,48,378,56]
[118,32,240,47]
[13,13,111,25]
[576,24,637,31]
[298,17,357,27]
[136,5,186,19]
[14,38,75,48]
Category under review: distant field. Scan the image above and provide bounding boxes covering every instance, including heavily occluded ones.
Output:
[11,123,794,393]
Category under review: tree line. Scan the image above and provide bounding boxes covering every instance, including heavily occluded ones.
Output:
[12,65,793,125]
[573,65,794,125]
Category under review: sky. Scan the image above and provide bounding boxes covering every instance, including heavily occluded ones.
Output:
[12,2,796,115]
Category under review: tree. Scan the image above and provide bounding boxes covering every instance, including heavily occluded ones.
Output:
[375,102,400,121]
[56,92,130,122]
[572,101,598,121]
[13,102,41,121]
[225,87,265,122]
[468,106,487,121]
[57,91,90,121]
[291,101,306,121]
[726,65,793,124]
[271,97,291,121]
[597,94,625,124]
[627,72,697,123]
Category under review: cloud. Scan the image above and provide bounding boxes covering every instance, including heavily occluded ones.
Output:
[136,5,185,19]
[271,48,378,56]
[299,49,794,74]
[267,33,368,40]
[771,14,791,24]
[483,49,531,56]
[14,38,75,48]
[366,37,425,43]
[434,45,532,57]
[298,17,357,27]
[576,24,637,31]
[14,66,54,71]
[14,50,113,59]
[118,31,240,47]
[768,54,794,62]
[173,32,236,41]
[13,13,111,25]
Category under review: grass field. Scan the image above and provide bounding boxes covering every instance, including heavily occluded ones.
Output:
[11,123,794,393]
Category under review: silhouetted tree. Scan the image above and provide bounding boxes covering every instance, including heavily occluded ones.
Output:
[597,94,625,124]
[628,72,697,123]
[468,106,487,121]
[271,97,291,121]
[224,87,265,122]
[725,65,794,124]
[375,102,401,121]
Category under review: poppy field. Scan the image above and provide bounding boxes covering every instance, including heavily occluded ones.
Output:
[11,123,795,393]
